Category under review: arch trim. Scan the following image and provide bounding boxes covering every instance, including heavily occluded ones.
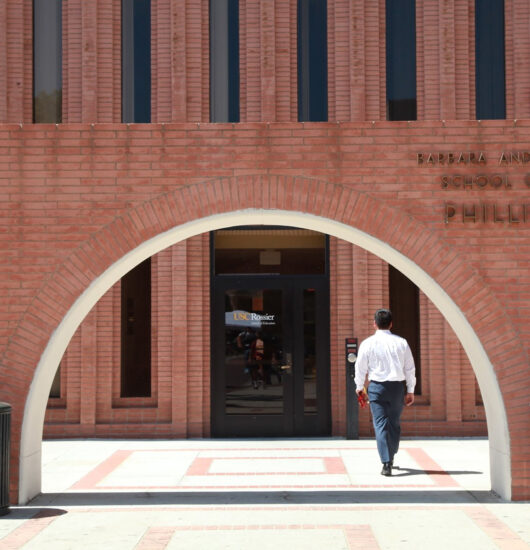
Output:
[19,209,511,503]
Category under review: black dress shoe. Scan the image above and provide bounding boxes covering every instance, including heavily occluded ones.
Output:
[381,462,392,476]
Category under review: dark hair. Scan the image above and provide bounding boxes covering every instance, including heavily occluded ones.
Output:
[374,309,392,329]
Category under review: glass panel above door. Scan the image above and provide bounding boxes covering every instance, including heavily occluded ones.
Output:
[214,228,326,275]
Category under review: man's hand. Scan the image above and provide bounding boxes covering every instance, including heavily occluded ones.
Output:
[356,388,368,408]
[405,392,415,406]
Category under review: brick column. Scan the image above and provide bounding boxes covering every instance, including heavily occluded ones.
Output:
[0,1,32,123]
[80,309,97,432]
[438,0,457,120]
[352,246,371,436]
[171,242,189,435]
[444,319,463,422]
[425,300,446,421]
[0,1,7,122]
[240,0,261,121]
[505,0,530,118]
[152,0,172,121]
[186,235,209,437]
[330,238,354,435]
[261,0,276,121]
[329,0,385,122]
[63,0,121,122]
[151,251,172,422]
[416,2,440,119]
[152,0,208,122]
[275,0,297,121]
[454,0,475,119]
[81,1,97,121]
[240,0,298,123]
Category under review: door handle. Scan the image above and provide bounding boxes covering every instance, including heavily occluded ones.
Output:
[280,352,292,374]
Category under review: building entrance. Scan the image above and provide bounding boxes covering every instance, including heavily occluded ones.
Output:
[211,276,330,436]
[211,228,330,437]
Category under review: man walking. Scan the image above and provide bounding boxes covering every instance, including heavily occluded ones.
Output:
[355,309,416,476]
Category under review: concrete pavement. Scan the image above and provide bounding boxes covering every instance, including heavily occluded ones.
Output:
[0,438,528,549]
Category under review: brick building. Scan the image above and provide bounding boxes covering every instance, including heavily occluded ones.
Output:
[0,0,529,502]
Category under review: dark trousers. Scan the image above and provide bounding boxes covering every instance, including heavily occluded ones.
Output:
[367,380,405,464]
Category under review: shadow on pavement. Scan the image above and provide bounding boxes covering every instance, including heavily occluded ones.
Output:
[391,466,483,477]
[27,489,502,507]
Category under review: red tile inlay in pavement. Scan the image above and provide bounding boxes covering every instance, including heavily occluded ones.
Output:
[70,450,133,490]
[135,524,380,550]
[0,509,65,550]
[67,447,457,490]
[465,508,530,550]
[405,448,460,487]
[135,526,176,550]
[185,456,347,476]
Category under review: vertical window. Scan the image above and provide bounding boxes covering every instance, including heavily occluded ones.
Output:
[121,259,151,397]
[386,0,416,121]
[33,0,62,123]
[389,266,421,394]
[122,0,151,123]
[298,0,327,122]
[210,0,240,122]
[475,0,505,119]
[121,2,152,397]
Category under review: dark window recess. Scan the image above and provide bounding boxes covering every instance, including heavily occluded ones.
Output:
[49,366,61,399]
[298,0,327,122]
[210,0,240,122]
[389,265,421,394]
[385,0,416,121]
[33,0,62,123]
[121,258,151,397]
[475,0,505,119]
[122,0,151,123]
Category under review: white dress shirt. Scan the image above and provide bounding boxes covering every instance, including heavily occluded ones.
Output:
[354,329,416,393]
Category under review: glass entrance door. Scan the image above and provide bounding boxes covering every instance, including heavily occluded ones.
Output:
[211,276,330,437]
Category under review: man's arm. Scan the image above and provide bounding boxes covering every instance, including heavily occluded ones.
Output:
[403,343,416,406]
[354,341,369,394]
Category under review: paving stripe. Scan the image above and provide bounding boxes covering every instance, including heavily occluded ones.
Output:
[465,508,530,550]
[134,524,380,550]
[343,525,381,549]
[405,448,460,487]
[185,457,212,475]
[66,446,463,491]
[135,526,176,550]
[70,450,133,490]
[0,509,64,549]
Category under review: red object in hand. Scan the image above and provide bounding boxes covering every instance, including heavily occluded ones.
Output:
[357,390,368,408]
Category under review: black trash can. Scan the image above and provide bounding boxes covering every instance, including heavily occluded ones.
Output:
[0,402,11,516]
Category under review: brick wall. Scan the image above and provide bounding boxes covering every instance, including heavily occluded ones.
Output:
[0,0,529,503]
[0,121,528,499]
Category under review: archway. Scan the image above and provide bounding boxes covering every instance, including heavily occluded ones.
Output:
[19,208,510,503]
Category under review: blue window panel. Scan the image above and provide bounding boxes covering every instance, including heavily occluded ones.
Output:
[386,0,416,121]
[33,0,62,123]
[475,0,505,119]
[298,0,327,122]
[210,0,240,122]
[122,0,151,123]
